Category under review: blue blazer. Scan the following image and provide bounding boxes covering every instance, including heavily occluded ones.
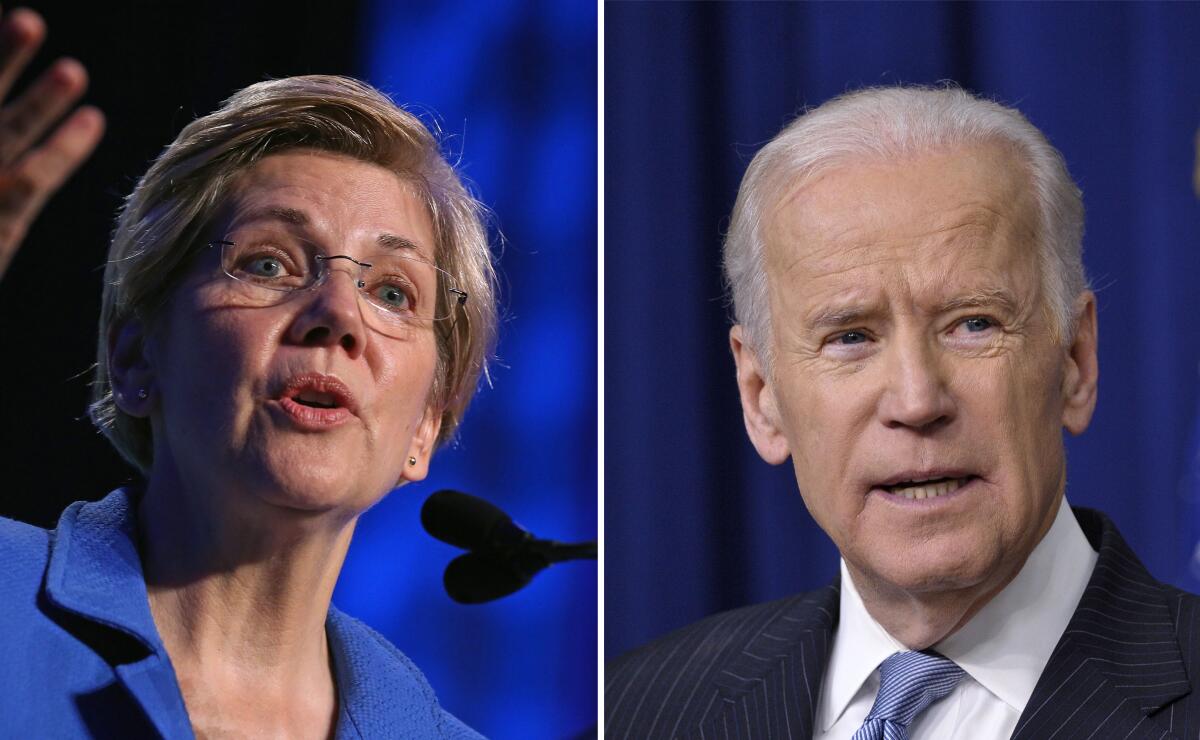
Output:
[605,508,1200,739]
[0,489,482,739]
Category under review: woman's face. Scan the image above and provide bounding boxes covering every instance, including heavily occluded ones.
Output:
[137,149,442,517]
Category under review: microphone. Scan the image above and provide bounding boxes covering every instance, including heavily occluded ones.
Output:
[421,489,597,603]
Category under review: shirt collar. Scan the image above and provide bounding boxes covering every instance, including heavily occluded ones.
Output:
[817,558,907,732]
[818,496,1098,730]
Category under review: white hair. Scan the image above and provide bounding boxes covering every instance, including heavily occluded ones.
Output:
[723,84,1088,366]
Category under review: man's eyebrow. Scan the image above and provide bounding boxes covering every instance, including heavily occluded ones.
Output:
[803,288,1019,330]
[934,287,1020,314]
[806,306,875,330]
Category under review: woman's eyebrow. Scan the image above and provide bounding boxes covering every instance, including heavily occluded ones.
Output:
[232,208,430,256]
[233,205,310,228]
[376,232,423,252]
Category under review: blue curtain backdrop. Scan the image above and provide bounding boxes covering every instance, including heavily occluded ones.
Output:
[332,2,597,738]
[605,1,1200,660]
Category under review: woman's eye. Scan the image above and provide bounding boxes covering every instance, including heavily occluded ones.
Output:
[375,283,413,310]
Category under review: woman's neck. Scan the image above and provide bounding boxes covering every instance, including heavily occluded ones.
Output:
[137,472,356,737]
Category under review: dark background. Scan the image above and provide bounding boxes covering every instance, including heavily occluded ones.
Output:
[0,1,597,737]
[605,1,1200,660]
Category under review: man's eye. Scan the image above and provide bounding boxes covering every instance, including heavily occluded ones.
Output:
[247,256,285,277]
[962,317,993,333]
[834,331,868,345]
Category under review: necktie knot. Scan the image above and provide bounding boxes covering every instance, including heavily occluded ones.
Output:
[852,651,965,740]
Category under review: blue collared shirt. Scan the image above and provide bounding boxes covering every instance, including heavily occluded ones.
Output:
[0,488,482,739]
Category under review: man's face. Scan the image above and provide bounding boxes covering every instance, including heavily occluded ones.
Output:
[734,142,1098,603]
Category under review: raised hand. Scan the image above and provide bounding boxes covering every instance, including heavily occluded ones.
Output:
[0,7,104,280]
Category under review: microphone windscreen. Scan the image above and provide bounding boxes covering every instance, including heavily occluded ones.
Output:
[422,489,511,551]
[444,552,531,604]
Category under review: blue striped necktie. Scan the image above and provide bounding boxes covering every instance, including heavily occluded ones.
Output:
[851,650,965,740]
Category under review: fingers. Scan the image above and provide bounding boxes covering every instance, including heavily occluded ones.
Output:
[0,105,104,277]
[19,103,105,201]
[0,7,106,282]
[0,57,89,166]
[0,8,46,102]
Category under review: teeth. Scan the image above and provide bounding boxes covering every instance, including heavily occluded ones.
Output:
[888,477,967,500]
[296,390,336,408]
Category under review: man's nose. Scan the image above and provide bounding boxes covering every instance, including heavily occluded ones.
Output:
[286,264,367,357]
[878,335,955,431]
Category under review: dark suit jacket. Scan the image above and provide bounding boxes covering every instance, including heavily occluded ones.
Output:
[605,508,1200,739]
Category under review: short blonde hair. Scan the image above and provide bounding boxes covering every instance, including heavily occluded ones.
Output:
[90,75,498,473]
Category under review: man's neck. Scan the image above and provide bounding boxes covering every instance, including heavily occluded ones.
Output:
[846,509,1059,650]
[848,570,1014,649]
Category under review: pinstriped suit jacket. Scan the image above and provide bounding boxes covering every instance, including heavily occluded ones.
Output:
[605,508,1200,739]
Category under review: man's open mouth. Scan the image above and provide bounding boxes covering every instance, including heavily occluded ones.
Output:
[882,476,972,500]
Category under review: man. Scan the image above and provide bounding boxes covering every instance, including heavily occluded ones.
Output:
[605,86,1200,739]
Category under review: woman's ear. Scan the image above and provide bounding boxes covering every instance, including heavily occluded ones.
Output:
[397,406,443,484]
[109,319,156,417]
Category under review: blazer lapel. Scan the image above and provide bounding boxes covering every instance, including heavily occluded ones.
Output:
[696,581,839,739]
[1012,508,1190,740]
[44,490,195,740]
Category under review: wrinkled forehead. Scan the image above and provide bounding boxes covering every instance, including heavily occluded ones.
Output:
[762,143,1041,294]
[216,149,439,263]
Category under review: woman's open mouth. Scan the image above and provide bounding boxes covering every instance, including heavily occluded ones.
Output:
[274,373,357,428]
[277,396,352,427]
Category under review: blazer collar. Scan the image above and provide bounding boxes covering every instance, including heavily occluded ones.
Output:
[1014,507,1191,739]
[42,487,194,739]
[43,487,166,655]
[41,488,458,740]
[326,608,448,738]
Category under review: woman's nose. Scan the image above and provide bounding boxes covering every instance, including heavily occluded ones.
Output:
[286,265,367,357]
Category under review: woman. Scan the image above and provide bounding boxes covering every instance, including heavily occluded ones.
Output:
[0,8,495,739]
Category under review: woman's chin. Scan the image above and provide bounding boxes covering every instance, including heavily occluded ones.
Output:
[238,462,381,519]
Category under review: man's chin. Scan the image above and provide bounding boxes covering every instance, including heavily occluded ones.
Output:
[848,537,1007,600]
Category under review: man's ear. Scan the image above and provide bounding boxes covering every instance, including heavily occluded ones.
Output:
[397,406,443,484]
[108,319,156,418]
[730,325,790,464]
[1061,291,1099,436]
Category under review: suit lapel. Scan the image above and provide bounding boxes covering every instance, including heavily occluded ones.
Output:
[1012,508,1190,740]
[696,581,839,739]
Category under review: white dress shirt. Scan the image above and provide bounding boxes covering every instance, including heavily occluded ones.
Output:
[813,497,1098,739]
